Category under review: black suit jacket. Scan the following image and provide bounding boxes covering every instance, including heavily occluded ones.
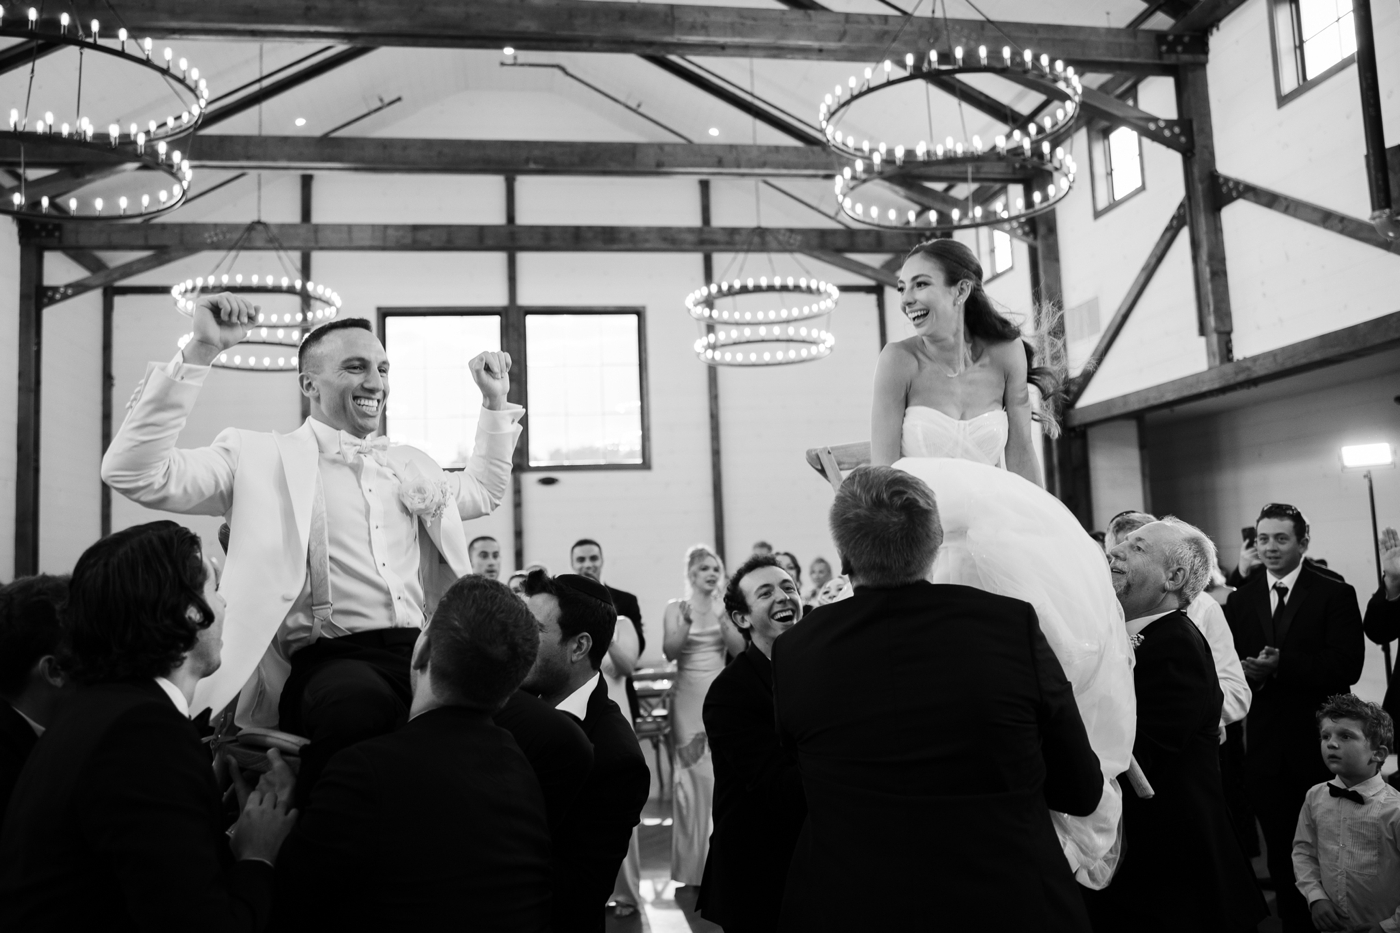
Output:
[493,688,595,845]
[0,680,274,932]
[272,705,552,932]
[771,582,1102,933]
[1362,587,1400,723]
[0,702,38,829]
[551,676,650,933]
[697,644,806,933]
[1225,563,1364,783]
[1086,611,1265,933]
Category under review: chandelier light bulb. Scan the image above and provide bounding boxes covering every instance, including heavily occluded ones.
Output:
[143,37,152,57]
[931,49,939,68]
[118,196,127,213]
[904,52,913,69]
[67,197,76,212]
[59,12,68,30]
[91,19,98,36]
[978,45,987,65]
[1003,46,1011,66]
[118,27,127,42]
[40,196,48,211]
[10,192,19,207]
[7,108,15,129]
[1023,48,1033,67]
[954,46,963,64]
[27,7,36,24]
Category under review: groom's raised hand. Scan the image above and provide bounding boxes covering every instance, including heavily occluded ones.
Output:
[183,292,261,366]
[469,350,512,410]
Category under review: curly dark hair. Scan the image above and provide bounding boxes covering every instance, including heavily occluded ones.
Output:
[61,521,215,686]
[0,574,70,697]
[723,555,783,642]
[415,576,539,712]
[905,238,1065,434]
[1317,693,1394,753]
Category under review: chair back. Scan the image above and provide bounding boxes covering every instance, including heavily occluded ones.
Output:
[804,442,873,491]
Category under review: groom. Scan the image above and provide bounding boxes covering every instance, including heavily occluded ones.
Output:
[102,293,521,796]
[770,466,1103,932]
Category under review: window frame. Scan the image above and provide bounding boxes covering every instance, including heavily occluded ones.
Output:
[1086,94,1147,218]
[1267,0,1356,107]
[377,306,651,474]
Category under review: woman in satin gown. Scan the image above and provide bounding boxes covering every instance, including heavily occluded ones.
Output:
[869,238,1136,888]
[662,545,746,887]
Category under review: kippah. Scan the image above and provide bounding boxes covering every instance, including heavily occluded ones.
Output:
[553,573,615,609]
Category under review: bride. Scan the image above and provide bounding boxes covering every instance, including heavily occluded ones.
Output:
[870,238,1135,888]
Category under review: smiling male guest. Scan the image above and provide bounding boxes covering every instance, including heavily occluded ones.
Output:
[697,556,806,933]
[101,294,521,801]
[469,536,503,580]
[1225,503,1363,933]
[1087,519,1265,932]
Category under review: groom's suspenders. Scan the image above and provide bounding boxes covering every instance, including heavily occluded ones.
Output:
[306,473,334,645]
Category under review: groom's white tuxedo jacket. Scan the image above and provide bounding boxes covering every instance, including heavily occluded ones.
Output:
[101,356,521,726]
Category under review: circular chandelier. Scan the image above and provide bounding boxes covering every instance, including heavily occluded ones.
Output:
[2,8,209,220]
[171,224,344,372]
[683,275,839,367]
[818,43,1083,232]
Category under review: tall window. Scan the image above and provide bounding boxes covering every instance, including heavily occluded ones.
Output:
[1270,0,1356,103]
[1087,93,1146,216]
[525,312,646,468]
[382,313,501,469]
[977,226,1015,281]
[381,309,648,471]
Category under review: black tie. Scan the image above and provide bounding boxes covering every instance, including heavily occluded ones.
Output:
[1269,582,1289,645]
[1329,785,1366,805]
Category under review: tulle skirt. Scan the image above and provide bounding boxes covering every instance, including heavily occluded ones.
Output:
[893,456,1137,888]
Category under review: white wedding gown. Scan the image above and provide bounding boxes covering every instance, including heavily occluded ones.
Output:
[893,406,1136,888]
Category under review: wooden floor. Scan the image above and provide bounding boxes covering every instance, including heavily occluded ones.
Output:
[605,800,721,933]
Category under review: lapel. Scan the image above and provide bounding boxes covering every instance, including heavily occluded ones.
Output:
[272,420,319,557]
[745,643,774,696]
[384,445,471,580]
[1277,567,1314,649]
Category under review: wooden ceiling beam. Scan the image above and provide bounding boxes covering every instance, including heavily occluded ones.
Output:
[184,135,1035,181]
[62,0,1202,71]
[21,221,922,253]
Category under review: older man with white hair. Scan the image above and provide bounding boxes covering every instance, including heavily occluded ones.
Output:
[1104,511,1249,733]
[1084,518,1266,933]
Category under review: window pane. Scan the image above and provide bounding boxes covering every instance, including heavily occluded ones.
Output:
[526,314,643,467]
[1299,0,1354,78]
[1298,0,1345,40]
[1107,126,1143,201]
[384,315,501,469]
[992,230,1014,275]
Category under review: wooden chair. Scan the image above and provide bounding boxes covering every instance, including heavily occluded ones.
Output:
[804,441,872,491]
[631,667,677,800]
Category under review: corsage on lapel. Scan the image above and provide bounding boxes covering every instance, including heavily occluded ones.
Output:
[397,461,451,522]
[1128,632,1144,649]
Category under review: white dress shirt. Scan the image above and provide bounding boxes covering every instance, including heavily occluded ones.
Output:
[555,673,601,722]
[276,418,426,650]
[1187,591,1252,728]
[11,704,44,737]
[1268,562,1306,613]
[1294,773,1400,932]
[1126,608,1176,640]
[154,677,191,718]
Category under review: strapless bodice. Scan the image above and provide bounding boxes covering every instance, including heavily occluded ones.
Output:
[900,405,1008,466]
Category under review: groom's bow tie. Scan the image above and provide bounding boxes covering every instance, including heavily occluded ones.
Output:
[1328,784,1367,805]
[339,432,390,466]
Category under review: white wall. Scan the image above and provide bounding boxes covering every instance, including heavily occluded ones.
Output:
[1088,418,1147,530]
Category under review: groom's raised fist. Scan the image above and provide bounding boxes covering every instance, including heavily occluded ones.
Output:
[469,350,512,410]
[183,292,261,366]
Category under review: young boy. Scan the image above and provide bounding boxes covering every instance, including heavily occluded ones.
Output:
[1293,694,1400,933]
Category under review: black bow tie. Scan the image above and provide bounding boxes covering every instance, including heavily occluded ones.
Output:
[1329,784,1367,805]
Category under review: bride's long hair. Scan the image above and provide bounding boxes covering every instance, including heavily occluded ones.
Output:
[904,238,1067,437]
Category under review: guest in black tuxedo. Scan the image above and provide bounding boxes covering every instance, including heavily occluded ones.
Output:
[1225,503,1364,933]
[493,687,595,845]
[1087,518,1266,932]
[0,574,70,823]
[771,467,1103,932]
[571,537,646,698]
[1362,526,1400,726]
[272,575,552,931]
[697,555,806,933]
[521,571,650,933]
[0,521,296,932]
